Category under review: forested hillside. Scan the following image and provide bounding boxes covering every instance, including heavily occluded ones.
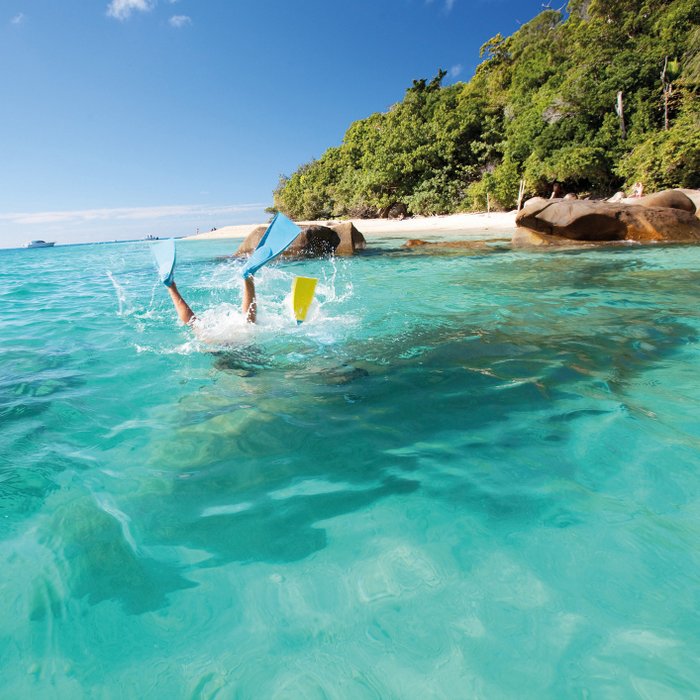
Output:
[273,0,700,218]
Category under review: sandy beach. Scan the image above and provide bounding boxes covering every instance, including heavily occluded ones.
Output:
[184,211,517,243]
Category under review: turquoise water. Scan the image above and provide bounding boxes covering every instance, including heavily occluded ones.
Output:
[2,237,700,698]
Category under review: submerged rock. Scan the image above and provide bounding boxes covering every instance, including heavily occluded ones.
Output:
[514,190,700,246]
[235,221,366,258]
[403,239,494,250]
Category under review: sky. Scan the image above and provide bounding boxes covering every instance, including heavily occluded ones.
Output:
[0,0,548,248]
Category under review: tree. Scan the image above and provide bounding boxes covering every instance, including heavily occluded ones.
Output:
[273,0,700,216]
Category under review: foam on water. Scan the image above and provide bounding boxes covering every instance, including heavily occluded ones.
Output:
[1,238,700,698]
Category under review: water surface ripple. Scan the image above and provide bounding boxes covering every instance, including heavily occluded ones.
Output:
[1,240,699,698]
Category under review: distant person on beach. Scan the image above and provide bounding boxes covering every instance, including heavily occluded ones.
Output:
[166,275,257,326]
[631,182,644,198]
[550,182,564,199]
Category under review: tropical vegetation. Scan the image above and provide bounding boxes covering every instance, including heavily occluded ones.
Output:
[272,0,700,218]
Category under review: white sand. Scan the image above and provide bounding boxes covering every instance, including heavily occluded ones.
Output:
[184,211,517,243]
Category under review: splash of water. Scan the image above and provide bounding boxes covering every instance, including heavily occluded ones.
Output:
[106,271,126,316]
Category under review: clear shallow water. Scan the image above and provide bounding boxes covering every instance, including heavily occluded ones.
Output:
[1,237,700,698]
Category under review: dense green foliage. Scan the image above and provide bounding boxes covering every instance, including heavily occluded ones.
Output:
[273,0,700,218]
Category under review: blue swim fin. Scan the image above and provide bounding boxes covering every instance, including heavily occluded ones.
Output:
[151,239,176,287]
[242,213,301,278]
[241,244,273,279]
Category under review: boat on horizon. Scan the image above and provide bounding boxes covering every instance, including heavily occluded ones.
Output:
[25,240,56,249]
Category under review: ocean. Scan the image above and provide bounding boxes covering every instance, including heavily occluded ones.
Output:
[2,237,700,698]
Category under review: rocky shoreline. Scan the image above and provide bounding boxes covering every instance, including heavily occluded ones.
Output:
[186,189,700,256]
[513,189,700,247]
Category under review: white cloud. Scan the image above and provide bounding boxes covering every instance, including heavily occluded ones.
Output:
[10,13,25,25]
[169,14,191,28]
[426,0,456,13]
[0,203,265,227]
[107,0,155,21]
[449,64,463,78]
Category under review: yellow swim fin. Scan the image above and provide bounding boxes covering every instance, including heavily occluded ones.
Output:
[291,276,317,324]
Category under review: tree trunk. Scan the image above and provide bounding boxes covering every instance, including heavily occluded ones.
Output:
[517,179,525,211]
[661,56,669,131]
[616,91,626,139]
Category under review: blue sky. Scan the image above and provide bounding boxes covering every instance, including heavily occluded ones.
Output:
[0,0,546,247]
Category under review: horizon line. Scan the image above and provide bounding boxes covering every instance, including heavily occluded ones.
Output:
[0,202,268,226]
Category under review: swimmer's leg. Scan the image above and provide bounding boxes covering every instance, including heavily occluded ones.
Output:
[166,274,255,326]
[242,275,256,324]
[167,282,196,325]
[151,239,195,325]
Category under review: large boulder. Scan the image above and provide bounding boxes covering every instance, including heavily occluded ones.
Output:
[676,189,700,216]
[286,225,340,257]
[635,189,696,213]
[516,199,627,241]
[236,225,268,254]
[329,222,367,255]
[235,221,366,258]
[514,193,700,246]
[610,188,699,213]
